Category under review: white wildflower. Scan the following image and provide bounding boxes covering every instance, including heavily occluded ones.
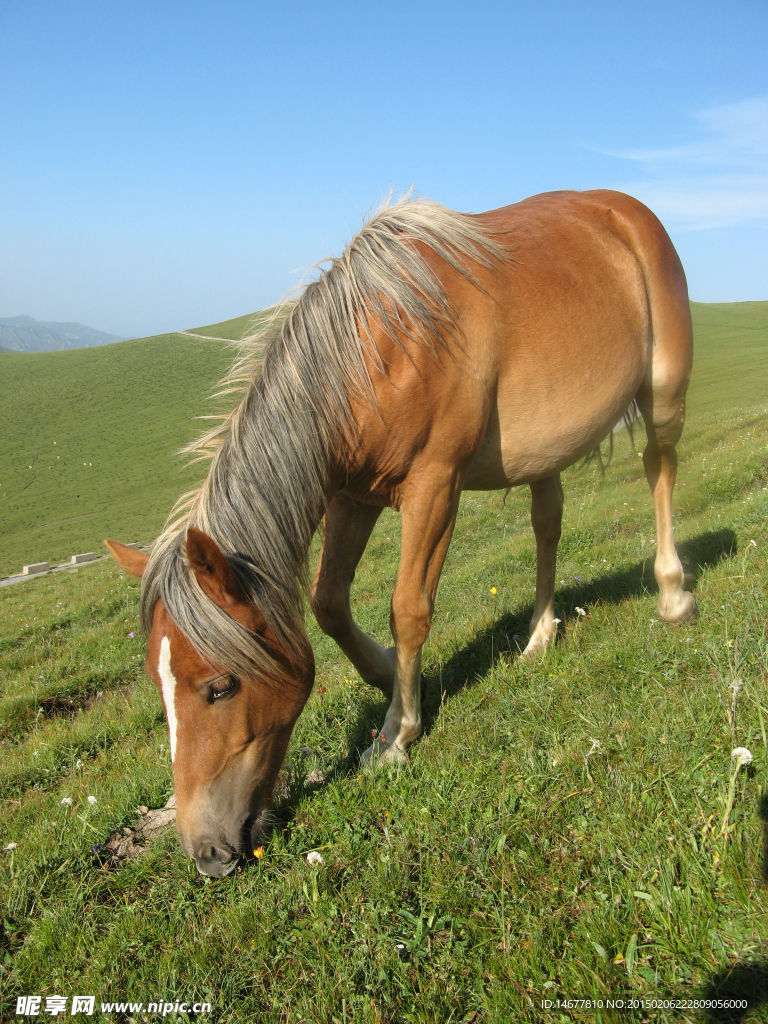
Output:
[575,606,587,617]
[306,850,323,865]
[76,759,83,769]
[61,797,73,806]
[5,842,17,850]
[87,795,98,805]
[732,747,753,768]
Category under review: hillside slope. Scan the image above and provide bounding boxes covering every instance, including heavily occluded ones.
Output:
[0,328,233,576]
[0,316,125,353]
[0,302,765,577]
[688,301,768,414]
[184,311,263,340]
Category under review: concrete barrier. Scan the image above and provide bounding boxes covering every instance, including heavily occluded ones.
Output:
[23,562,50,575]
[71,552,99,564]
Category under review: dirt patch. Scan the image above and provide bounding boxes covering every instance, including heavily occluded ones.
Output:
[103,794,176,861]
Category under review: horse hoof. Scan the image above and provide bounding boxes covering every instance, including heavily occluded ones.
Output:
[521,634,552,658]
[658,590,697,623]
[361,737,408,766]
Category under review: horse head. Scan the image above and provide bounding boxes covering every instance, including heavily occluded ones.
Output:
[105,529,314,876]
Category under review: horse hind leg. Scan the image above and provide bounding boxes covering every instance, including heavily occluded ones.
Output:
[309,493,397,696]
[523,473,564,656]
[637,369,696,623]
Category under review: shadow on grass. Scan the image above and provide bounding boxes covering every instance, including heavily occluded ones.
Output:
[416,527,735,734]
[279,527,735,826]
[761,789,768,884]
[699,960,768,1023]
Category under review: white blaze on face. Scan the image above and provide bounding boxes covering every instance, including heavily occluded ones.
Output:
[158,636,178,763]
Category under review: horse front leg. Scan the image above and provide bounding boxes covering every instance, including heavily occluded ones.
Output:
[362,474,462,764]
[522,473,564,656]
[309,494,397,697]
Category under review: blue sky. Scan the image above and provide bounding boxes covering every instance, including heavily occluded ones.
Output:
[1,0,766,338]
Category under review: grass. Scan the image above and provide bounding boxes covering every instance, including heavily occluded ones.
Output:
[0,331,232,577]
[1,302,767,1022]
[183,312,264,341]
[688,302,768,415]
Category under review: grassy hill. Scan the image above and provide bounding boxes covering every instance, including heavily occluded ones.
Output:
[0,302,765,578]
[0,328,233,576]
[688,301,768,414]
[182,311,264,340]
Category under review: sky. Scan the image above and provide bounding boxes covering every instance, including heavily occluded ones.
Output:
[1,0,766,339]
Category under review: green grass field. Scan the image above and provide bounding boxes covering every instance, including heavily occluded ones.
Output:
[1,303,767,1022]
[0,331,232,577]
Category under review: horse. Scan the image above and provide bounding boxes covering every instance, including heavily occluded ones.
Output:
[106,189,695,876]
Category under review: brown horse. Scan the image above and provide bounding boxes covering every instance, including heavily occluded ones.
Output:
[107,189,695,876]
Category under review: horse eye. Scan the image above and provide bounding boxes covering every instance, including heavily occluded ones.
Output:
[210,675,238,701]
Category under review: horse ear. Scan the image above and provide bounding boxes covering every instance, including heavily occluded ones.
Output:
[185,528,245,608]
[104,540,149,578]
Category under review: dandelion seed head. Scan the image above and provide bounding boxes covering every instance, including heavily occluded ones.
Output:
[732,747,753,767]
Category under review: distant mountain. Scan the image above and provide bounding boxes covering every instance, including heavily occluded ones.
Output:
[0,316,126,353]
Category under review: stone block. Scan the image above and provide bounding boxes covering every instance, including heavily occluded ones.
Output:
[22,562,50,575]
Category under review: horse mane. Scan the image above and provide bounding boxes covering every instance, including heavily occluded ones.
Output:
[140,195,506,683]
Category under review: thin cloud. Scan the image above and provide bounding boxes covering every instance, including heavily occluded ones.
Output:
[595,96,768,229]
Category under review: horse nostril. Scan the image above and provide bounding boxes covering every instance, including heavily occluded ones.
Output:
[194,837,238,877]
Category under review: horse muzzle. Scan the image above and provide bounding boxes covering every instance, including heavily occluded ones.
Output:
[191,835,240,877]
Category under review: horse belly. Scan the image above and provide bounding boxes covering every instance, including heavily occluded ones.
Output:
[465,347,646,490]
